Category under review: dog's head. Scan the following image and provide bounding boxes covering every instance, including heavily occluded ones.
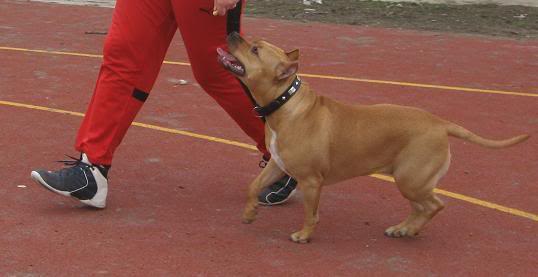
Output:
[217,32,299,93]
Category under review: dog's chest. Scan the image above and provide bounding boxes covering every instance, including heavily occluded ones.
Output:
[268,126,288,173]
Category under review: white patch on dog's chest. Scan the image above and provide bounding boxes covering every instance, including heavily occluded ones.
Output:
[268,126,288,173]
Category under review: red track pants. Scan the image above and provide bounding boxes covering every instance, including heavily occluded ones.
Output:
[75,0,267,165]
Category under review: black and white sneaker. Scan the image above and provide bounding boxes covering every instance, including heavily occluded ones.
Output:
[30,153,109,208]
[258,175,298,206]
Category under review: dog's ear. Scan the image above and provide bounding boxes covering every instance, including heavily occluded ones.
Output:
[276,61,299,80]
[286,49,299,61]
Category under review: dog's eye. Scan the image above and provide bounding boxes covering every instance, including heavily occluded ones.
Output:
[251,46,259,56]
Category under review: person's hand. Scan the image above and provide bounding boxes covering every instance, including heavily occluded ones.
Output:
[213,0,240,16]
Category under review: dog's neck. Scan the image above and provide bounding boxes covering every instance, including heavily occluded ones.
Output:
[252,76,301,118]
[250,75,317,129]
[246,75,294,106]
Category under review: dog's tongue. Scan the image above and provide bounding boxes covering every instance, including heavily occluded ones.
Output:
[217,47,245,76]
[216,47,237,62]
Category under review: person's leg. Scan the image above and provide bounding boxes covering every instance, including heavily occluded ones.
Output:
[172,0,296,205]
[31,0,177,208]
[171,0,267,156]
[76,0,178,165]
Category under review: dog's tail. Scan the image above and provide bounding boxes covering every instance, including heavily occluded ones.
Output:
[446,122,529,149]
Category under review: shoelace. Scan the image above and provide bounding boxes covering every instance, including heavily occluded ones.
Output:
[56,155,94,170]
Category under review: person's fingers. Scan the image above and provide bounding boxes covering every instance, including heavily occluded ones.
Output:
[213,6,227,16]
[213,1,237,16]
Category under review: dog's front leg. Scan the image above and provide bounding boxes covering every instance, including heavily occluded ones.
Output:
[290,179,322,243]
[242,160,285,224]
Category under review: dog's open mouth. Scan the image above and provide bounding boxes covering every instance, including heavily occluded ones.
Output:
[217,47,245,76]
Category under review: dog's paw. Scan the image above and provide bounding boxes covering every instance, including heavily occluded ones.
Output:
[290,231,311,244]
[384,225,418,238]
[242,209,257,224]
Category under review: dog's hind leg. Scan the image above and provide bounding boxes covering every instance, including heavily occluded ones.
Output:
[242,159,285,224]
[385,146,450,238]
[384,194,445,238]
[290,177,323,243]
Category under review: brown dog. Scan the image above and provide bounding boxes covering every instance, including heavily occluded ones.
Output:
[217,32,529,243]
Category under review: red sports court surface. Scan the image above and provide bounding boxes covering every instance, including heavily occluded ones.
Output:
[0,1,536,275]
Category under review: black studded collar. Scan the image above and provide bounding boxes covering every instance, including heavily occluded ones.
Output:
[253,76,301,118]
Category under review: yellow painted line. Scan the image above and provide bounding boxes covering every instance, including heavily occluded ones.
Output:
[0,100,256,151]
[1,99,537,222]
[0,100,86,117]
[433,188,538,222]
[299,73,538,98]
[131,122,257,151]
[0,46,103,59]
[370,174,538,222]
[1,46,536,98]
[164,60,191,66]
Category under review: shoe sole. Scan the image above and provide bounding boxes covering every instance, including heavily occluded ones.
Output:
[30,171,106,209]
[258,189,297,206]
